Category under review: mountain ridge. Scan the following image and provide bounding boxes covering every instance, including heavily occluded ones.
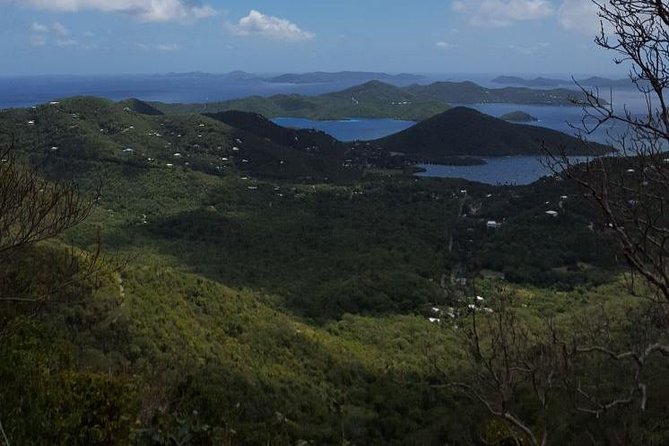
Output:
[493,75,641,89]
[152,79,594,121]
[267,71,423,84]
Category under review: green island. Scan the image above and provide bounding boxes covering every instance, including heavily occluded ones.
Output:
[499,110,538,122]
[151,80,594,121]
[1,95,665,446]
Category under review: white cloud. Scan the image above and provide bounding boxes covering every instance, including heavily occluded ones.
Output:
[557,0,600,36]
[52,22,70,37]
[228,10,315,41]
[56,38,79,47]
[136,42,182,52]
[451,1,466,12]
[436,41,459,49]
[6,0,216,23]
[28,20,89,48]
[31,22,48,33]
[452,0,554,27]
[156,43,180,51]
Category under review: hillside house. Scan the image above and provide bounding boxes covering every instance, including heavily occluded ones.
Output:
[486,220,499,230]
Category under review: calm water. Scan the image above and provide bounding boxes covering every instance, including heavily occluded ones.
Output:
[416,157,593,186]
[272,117,415,141]
[466,103,630,145]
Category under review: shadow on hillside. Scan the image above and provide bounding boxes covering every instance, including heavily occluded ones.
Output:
[104,181,454,321]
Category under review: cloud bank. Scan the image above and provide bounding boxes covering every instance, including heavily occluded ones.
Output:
[452,0,600,35]
[6,0,216,23]
[558,0,601,35]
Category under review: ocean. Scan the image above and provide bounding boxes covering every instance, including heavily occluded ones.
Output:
[0,74,394,110]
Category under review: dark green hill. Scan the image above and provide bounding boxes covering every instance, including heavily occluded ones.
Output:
[373,107,613,160]
[204,110,345,155]
[322,80,416,103]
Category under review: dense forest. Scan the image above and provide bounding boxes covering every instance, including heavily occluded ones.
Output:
[0,87,667,445]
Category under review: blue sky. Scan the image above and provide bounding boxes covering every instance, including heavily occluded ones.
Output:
[0,0,625,76]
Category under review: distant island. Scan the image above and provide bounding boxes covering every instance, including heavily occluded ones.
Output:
[153,80,594,121]
[493,75,642,89]
[493,76,565,88]
[268,71,423,84]
[500,110,538,122]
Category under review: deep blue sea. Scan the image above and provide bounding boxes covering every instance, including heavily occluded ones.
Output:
[0,74,402,110]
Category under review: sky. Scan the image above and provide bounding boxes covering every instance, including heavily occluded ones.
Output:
[0,0,626,76]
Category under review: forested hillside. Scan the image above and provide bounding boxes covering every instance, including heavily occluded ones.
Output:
[1,96,668,446]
